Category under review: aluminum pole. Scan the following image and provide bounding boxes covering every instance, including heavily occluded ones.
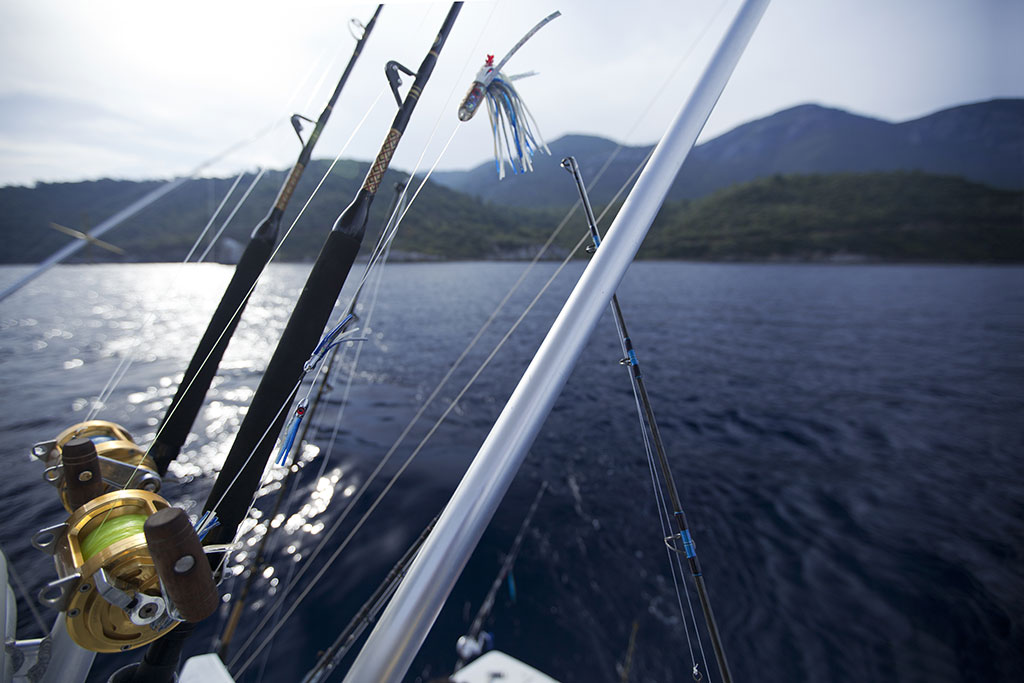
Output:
[344,1,770,680]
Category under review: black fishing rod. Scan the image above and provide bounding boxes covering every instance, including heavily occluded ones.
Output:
[215,181,406,659]
[562,156,733,683]
[302,516,439,683]
[151,5,383,476]
[201,2,464,547]
[454,481,547,671]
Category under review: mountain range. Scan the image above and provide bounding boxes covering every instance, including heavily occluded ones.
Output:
[0,98,1020,265]
[431,98,1023,206]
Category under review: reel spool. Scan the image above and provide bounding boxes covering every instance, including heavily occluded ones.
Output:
[32,420,161,511]
[33,490,176,652]
[32,490,218,653]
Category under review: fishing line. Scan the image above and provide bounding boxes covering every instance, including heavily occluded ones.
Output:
[341,0,503,303]
[241,188,402,595]
[296,0,724,469]
[231,116,680,678]
[270,155,612,513]
[135,85,389,477]
[348,123,463,302]
[153,3,474,523]
[217,381,331,642]
[300,34,352,115]
[80,45,361,424]
[183,172,245,263]
[207,0,501,558]
[340,0,517,299]
[634,385,707,680]
[196,69,462,552]
[249,66,483,570]
[240,3,733,677]
[196,167,270,263]
[200,376,305,536]
[229,224,593,676]
[210,133,457,629]
[217,186,405,644]
[232,0,722,498]
[561,146,720,681]
[77,9,366,425]
[229,1,725,669]
[190,86,413,510]
[92,81,382,523]
[229,112,662,671]
[294,189,405,510]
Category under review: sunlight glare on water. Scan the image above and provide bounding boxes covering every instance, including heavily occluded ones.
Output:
[0,262,1021,683]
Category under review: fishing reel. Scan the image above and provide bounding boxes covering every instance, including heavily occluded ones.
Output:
[28,422,218,652]
[31,489,218,652]
[31,420,162,512]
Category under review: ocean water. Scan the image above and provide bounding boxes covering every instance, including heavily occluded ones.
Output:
[0,261,1022,682]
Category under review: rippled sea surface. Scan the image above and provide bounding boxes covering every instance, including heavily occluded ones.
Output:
[1,262,1022,683]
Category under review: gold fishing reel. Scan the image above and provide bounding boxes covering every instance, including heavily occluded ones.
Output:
[32,490,177,651]
[32,420,161,512]
[31,489,219,652]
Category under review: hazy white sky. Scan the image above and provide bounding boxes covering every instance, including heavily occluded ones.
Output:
[0,0,1020,187]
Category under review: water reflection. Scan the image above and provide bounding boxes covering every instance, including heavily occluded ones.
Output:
[2,262,1022,683]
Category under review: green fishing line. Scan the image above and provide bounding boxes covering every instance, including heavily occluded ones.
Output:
[81,514,148,561]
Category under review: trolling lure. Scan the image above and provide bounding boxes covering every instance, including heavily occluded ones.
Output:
[274,313,359,467]
[458,11,561,179]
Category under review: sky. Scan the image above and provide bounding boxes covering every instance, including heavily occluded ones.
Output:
[0,0,1020,187]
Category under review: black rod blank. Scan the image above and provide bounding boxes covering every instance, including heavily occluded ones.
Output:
[202,3,464,546]
[151,6,384,475]
[562,156,733,683]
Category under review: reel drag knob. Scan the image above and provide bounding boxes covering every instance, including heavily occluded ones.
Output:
[33,420,163,512]
[144,508,218,623]
[62,437,106,510]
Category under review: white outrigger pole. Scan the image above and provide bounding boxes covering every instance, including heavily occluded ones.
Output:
[344,1,771,681]
[0,179,187,303]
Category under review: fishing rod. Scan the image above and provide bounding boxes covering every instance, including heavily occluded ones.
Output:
[455,481,547,671]
[47,13,387,679]
[302,516,439,683]
[200,2,464,548]
[151,5,384,476]
[562,155,731,683]
[345,1,770,679]
[215,180,407,659]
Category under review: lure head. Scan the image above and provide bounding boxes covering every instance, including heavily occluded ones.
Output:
[458,81,486,121]
[458,61,497,122]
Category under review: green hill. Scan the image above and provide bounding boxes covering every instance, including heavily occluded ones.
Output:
[642,172,1023,262]
[0,169,1019,264]
[0,160,562,264]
